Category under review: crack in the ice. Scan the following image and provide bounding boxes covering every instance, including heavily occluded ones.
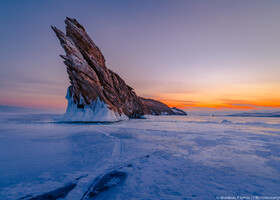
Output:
[66,152,156,199]
[18,182,77,200]
[17,176,87,200]
[82,170,127,199]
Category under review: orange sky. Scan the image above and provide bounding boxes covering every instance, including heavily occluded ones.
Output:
[147,82,280,110]
[0,78,279,111]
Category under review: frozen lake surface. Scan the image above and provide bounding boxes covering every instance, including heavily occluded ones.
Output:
[0,113,280,199]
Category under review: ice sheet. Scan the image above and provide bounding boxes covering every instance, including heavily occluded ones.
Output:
[0,114,279,199]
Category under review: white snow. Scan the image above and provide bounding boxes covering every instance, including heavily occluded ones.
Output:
[56,89,128,122]
[0,114,280,199]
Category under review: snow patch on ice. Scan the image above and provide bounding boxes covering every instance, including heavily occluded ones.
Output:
[56,89,128,122]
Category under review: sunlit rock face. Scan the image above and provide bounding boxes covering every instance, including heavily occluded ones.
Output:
[52,18,185,121]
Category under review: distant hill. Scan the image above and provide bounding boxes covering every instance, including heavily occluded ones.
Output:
[0,105,35,113]
[0,105,64,114]
[227,111,280,117]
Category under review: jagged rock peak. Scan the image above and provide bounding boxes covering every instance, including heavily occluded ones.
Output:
[52,18,186,121]
[65,17,106,68]
[52,17,144,120]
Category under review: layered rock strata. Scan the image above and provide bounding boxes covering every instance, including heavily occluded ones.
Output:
[52,18,186,121]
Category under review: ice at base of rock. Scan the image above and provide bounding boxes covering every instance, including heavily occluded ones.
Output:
[56,88,128,122]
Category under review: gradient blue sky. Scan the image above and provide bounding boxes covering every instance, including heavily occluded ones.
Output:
[0,0,280,111]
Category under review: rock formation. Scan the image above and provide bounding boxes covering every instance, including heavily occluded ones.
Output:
[171,107,188,115]
[140,97,174,115]
[52,18,186,121]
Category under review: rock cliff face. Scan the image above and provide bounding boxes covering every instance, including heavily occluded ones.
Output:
[52,18,186,121]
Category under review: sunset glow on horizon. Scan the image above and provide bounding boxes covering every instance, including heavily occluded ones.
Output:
[0,0,280,112]
[155,83,280,110]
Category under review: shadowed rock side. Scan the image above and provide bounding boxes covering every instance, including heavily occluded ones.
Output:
[52,18,186,120]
